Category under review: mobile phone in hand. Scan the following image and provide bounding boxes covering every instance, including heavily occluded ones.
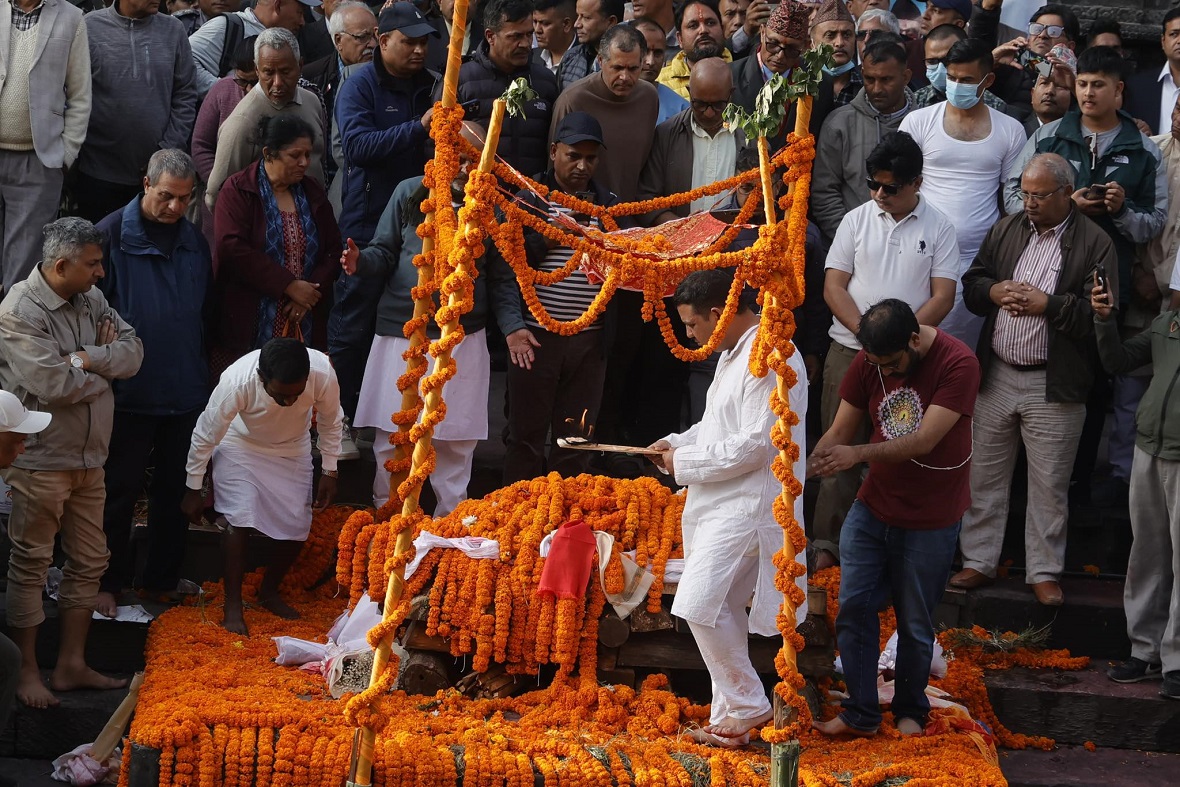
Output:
[1087,184,1109,200]
[1096,263,1108,293]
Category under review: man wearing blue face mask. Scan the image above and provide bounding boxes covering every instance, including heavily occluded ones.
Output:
[810,0,860,106]
[914,25,1007,112]
[901,39,1027,350]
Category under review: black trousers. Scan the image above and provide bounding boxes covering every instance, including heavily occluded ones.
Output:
[73,172,141,224]
[100,409,202,594]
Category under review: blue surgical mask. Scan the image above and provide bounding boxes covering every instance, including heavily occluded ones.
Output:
[945,77,983,110]
[925,62,947,92]
[823,60,857,77]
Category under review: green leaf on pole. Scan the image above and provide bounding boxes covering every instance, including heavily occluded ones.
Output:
[721,44,836,140]
[502,78,538,119]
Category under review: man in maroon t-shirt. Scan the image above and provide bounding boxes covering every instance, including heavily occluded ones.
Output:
[807,298,980,738]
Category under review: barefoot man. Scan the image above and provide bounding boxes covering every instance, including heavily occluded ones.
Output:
[182,338,344,635]
[0,218,143,708]
[648,269,808,747]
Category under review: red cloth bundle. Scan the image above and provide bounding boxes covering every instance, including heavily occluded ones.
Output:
[537,520,597,599]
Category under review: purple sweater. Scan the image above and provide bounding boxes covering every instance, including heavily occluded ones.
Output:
[192,77,249,181]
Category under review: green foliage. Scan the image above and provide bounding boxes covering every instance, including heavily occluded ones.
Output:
[722,44,836,140]
[502,78,538,119]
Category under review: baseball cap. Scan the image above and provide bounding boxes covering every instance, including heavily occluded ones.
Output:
[378,3,440,38]
[0,391,51,435]
[553,112,606,147]
[929,0,973,21]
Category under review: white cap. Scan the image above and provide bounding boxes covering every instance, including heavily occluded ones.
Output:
[0,390,51,434]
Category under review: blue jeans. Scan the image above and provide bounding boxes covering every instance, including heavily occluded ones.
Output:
[836,500,960,731]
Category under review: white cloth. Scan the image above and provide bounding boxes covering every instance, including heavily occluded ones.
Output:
[185,348,344,489]
[405,533,501,579]
[665,325,809,636]
[212,442,313,540]
[371,429,477,514]
[825,195,961,350]
[900,102,1026,348]
[689,117,738,214]
[354,331,490,440]
[1159,63,1180,136]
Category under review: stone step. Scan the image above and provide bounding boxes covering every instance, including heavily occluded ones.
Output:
[1000,745,1180,787]
[986,665,1180,754]
[0,758,59,786]
[937,577,1131,660]
[0,593,152,674]
[0,673,134,760]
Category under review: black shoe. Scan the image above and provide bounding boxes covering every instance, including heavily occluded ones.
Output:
[1091,477,1130,508]
[1107,657,1162,683]
[1162,672,1180,700]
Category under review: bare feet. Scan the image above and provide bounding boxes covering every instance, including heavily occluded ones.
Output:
[222,609,249,637]
[48,663,127,693]
[16,669,59,709]
[811,716,879,738]
[259,594,300,620]
[814,549,838,571]
[896,717,923,736]
[687,727,749,748]
[94,590,118,618]
[704,709,774,739]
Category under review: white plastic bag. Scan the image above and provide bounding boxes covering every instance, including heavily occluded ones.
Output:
[273,636,329,667]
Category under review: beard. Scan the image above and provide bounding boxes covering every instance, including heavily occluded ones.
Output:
[687,40,723,63]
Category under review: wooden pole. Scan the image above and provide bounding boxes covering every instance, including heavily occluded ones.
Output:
[769,94,813,787]
[346,3,477,786]
[758,136,777,226]
[347,100,505,787]
[382,0,471,504]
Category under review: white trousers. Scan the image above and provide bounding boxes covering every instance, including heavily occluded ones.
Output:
[372,427,477,516]
[686,554,772,725]
[1125,446,1180,673]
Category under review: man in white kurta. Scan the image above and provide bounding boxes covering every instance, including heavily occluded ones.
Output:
[650,269,809,747]
[182,338,345,635]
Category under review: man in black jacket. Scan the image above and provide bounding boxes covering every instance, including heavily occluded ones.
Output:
[443,0,559,176]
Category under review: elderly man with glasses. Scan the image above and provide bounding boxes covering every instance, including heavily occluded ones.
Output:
[952,153,1117,607]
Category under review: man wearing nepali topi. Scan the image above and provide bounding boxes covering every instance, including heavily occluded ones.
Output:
[181,337,345,636]
[647,268,809,748]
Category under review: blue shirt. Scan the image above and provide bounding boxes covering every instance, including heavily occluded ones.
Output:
[656,83,690,126]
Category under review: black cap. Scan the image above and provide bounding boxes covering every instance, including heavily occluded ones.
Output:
[553,112,606,147]
[378,2,439,38]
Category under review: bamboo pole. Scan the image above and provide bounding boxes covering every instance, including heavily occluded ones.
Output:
[768,94,813,787]
[346,3,477,785]
[382,0,471,504]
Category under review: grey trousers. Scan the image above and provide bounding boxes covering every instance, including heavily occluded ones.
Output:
[1125,445,1180,673]
[0,150,63,292]
[959,361,1085,584]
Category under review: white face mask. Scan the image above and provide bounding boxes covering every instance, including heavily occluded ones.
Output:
[925,62,947,92]
[945,77,983,110]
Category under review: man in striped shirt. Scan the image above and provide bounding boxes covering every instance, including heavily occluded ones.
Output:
[497,112,619,484]
[953,153,1117,606]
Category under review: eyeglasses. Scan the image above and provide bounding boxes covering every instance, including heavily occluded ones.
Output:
[855,30,869,40]
[865,177,913,196]
[866,354,905,371]
[690,98,729,113]
[1018,185,1065,203]
[762,38,802,59]
[339,29,377,43]
[1028,23,1065,38]
[924,56,948,68]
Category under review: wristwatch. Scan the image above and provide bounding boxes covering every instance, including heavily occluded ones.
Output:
[322,469,339,478]
[68,352,84,369]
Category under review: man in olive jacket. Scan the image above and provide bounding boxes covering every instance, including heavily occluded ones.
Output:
[953,153,1116,608]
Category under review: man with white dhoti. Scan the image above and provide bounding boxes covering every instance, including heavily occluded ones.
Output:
[340,122,517,514]
[649,269,809,748]
[181,338,344,635]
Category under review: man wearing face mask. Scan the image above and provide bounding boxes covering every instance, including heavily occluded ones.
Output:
[812,41,914,245]
[205,28,328,209]
[811,0,860,107]
[900,39,1026,350]
[340,123,517,513]
[915,24,1007,113]
[182,338,344,636]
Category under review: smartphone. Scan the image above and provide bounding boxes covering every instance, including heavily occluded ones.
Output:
[460,98,480,116]
[1087,184,1109,200]
[1096,263,1108,293]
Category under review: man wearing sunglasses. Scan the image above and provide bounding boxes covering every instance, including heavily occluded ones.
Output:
[809,298,979,739]
[814,131,958,570]
[990,4,1078,122]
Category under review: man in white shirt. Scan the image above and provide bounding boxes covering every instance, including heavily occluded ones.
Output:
[181,338,344,636]
[900,39,1027,350]
[1124,7,1180,135]
[648,268,808,747]
[813,130,959,568]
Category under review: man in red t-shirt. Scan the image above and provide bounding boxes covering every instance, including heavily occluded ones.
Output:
[808,298,980,738]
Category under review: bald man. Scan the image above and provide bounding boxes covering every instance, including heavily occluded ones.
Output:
[341,123,518,515]
[637,57,748,225]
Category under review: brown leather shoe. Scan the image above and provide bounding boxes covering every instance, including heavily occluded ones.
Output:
[1032,580,1064,606]
[949,568,994,590]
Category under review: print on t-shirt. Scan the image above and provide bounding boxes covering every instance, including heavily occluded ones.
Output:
[878,384,924,441]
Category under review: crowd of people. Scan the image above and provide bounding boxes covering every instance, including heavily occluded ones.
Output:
[0,0,1178,753]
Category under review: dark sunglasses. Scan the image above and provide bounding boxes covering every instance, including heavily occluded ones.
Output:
[690,99,729,113]
[865,177,913,196]
[1028,23,1065,38]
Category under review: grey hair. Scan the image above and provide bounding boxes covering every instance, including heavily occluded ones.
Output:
[599,23,648,61]
[41,217,103,270]
[1025,153,1076,191]
[255,26,301,64]
[856,9,900,36]
[146,148,196,186]
[328,1,375,37]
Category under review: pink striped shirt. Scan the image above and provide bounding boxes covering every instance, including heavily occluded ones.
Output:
[992,215,1071,366]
